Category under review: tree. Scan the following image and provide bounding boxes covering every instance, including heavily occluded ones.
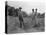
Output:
[22,11,28,17]
[37,13,45,18]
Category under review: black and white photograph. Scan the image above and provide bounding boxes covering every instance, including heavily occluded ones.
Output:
[5,0,45,34]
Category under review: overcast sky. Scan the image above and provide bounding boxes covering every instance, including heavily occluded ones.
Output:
[7,0,45,15]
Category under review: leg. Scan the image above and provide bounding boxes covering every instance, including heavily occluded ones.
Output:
[19,16,24,29]
[20,21,22,28]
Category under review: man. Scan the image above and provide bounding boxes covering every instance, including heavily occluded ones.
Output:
[32,8,35,20]
[18,7,24,28]
[15,7,24,28]
[31,8,36,26]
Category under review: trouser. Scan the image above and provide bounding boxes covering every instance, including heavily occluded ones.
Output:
[20,21,24,28]
[32,16,40,27]
[18,15,24,28]
[31,16,36,26]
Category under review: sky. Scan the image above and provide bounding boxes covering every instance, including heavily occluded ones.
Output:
[7,0,45,15]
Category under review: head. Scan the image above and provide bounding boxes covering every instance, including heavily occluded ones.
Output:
[35,8,37,12]
[32,8,34,13]
[19,7,22,11]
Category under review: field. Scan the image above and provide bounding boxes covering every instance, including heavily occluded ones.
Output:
[7,16,45,34]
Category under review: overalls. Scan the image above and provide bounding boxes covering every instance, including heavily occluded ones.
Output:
[18,10,24,29]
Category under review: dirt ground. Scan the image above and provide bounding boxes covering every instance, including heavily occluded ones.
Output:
[7,16,45,34]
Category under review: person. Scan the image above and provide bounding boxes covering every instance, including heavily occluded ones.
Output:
[31,8,37,27]
[32,8,35,20]
[31,8,36,26]
[17,7,24,28]
[32,8,40,27]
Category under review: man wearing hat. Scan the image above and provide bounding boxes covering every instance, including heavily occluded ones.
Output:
[18,7,24,29]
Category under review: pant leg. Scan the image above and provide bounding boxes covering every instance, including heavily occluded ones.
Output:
[19,16,24,28]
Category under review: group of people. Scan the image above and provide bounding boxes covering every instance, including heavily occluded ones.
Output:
[15,7,38,28]
[6,1,39,29]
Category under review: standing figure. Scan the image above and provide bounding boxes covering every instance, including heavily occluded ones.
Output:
[35,8,40,27]
[18,7,24,29]
[15,7,24,28]
[31,8,36,26]
[35,8,37,24]
[32,8,35,20]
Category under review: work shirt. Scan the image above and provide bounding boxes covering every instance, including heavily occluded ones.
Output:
[18,10,23,21]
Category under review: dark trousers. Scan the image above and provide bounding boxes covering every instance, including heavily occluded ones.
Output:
[19,15,24,28]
